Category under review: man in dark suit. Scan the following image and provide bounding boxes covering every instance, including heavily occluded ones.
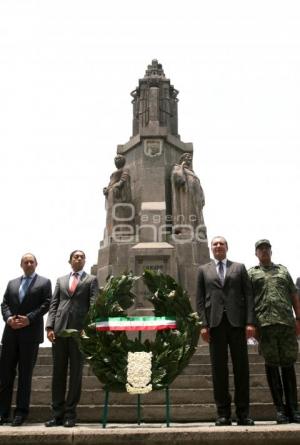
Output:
[45,250,98,427]
[0,253,51,426]
[196,236,256,426]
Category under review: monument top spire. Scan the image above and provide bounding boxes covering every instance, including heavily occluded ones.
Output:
[131,59,179,137]
[144,59,166,79]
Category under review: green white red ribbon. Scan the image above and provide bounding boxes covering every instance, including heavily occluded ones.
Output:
[96,316,177,331]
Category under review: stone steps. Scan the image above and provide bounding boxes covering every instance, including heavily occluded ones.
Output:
[25,403,278,423]
[27,387,300,405]
[32,362,300,376]
[35,346,266,364]
[28,373,275,389]
[13,345,300,423]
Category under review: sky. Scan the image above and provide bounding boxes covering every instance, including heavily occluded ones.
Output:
[0,0,300,339]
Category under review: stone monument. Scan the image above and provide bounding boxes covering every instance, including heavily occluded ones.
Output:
[93,60,209,311]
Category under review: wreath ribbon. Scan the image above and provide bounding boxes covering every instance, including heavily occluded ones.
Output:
[96,316,177,331]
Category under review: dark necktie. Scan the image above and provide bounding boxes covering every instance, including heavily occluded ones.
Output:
[19,277,31,303]
[218,261,225,285]
[69,272,79,294]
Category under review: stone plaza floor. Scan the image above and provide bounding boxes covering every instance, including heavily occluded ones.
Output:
[1,422,300,445]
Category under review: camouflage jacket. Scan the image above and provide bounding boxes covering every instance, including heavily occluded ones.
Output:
[248,263,296,327]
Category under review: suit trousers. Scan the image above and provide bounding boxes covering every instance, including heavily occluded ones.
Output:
[0,334,39,418]
[51,336,84,420]
[209,313,250,418]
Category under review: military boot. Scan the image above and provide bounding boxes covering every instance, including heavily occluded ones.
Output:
[265,364,289,424]
[282,365,300,423]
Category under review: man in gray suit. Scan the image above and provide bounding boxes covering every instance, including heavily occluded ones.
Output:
[45,250,98,427]
[196,236,256,426]
[0,253,51,426]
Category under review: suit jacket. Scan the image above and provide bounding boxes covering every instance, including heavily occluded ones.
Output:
[296,277,300,293]
[45,272,98,335]
[1,274,52,344]
[196,260,256,328]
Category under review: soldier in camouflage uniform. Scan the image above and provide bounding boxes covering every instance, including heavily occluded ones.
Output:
[248,239,300,424]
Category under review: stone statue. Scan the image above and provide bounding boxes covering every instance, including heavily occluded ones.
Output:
[171,153,206,238]
[103,155,132,238]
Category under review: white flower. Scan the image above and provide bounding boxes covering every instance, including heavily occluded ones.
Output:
[126,351,152,394]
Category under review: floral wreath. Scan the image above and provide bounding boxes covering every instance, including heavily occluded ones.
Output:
[62,270,201,393]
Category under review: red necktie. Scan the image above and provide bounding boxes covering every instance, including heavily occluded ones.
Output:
[69,272,79,294]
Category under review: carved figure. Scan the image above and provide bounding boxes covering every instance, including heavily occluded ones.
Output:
[171,153,206,237]
[103,155,132,238]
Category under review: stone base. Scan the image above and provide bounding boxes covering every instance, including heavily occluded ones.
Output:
[1,423,300,445]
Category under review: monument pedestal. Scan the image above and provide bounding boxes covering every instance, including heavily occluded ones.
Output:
[129,242,177,314]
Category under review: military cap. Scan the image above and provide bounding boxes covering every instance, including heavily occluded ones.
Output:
[255,239,272,249]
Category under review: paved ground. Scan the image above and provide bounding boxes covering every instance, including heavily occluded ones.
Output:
[1,422,300,445]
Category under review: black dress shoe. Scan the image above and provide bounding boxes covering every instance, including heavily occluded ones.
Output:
[215,416,232,426]
[276,410,289,424]
[11,416,25,427]
[45,418,64,427]
[0,416,10,425]
[289,410,300,424]
[237,417,255,426]
[64,418,76,427]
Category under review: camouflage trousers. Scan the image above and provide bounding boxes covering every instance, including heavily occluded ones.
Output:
[259,324,298,367]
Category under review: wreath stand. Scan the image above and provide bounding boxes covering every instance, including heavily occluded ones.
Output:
[101,386,171,428]
[100,329,171,428]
